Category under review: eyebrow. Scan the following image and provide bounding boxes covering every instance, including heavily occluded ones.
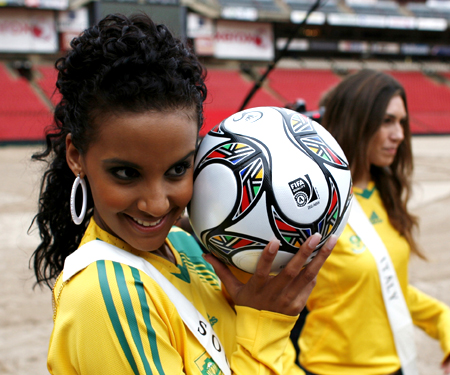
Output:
[102,159,142,169]
[384,113,407,120]
[102,150,196,169]
[169,150,196,168]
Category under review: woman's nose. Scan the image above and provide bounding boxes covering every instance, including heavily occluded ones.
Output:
[391,122,404,142]
[136,184,170,217]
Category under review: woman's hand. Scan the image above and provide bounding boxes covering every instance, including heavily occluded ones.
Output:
[204,233,336,316]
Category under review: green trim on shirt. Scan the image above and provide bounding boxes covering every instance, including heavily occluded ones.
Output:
[97,260,140,375]
[354,182,376,199]
[131,267,165,375]
[113,262,154,375]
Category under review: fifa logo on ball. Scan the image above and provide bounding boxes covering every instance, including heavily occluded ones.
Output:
[288,175,319,208]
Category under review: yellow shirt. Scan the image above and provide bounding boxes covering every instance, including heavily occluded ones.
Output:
[299,182,450,375]
[48,218,303,375]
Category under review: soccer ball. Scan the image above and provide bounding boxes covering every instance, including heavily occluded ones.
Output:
[188,107,353,274]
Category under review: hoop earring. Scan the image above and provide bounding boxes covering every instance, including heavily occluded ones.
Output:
[70,174,87,225]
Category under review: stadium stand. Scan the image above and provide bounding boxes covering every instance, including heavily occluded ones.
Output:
[284,0,341,13]
[0,63,52,143]
[202,69,284,135]
[387,70,450,134]
[1,62,450,142]
[36,65,61,107]
[440,71,450,84]
[2,1,450,145]
[216,0,284,14]
[264,68,341,111]
[406,2,450,20]
[347,1,403,16]
[203,66,450,136]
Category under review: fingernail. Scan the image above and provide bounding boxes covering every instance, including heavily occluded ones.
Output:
[326,234,338,249]
[308,233,322,249]
[268,240,280,254]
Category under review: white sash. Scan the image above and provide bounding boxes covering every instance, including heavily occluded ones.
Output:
[63,240,231,375]
[348,199,418,375]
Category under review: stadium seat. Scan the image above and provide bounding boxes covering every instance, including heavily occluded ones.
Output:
[387,71,450,134]
[406,3,450,20]
[202,69,284,136]
[216,0,284,13]
[0,63,52,143]
[36,65,61,107]
[265,68,341,111]
[286,0,341,13]
[348,1,402,16]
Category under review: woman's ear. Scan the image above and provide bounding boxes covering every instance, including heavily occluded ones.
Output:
[66,134,84,178]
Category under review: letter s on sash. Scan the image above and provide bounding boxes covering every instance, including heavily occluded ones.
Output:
[198,320,208,336]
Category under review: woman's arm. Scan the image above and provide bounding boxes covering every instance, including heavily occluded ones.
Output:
[205,234,335,374]
[408,284,450,369]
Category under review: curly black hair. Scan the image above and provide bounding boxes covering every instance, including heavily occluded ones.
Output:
[30,13,207,288]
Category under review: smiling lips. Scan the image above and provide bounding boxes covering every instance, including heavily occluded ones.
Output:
[384,147,398,155]
[132,216,162,227]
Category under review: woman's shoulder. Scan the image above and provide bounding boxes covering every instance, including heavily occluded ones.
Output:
[167,227,207,260]
[54,258,180,329]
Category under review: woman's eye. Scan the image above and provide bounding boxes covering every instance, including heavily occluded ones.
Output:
[167,162,191,177]
[383,116,394,126]
[112,168,140,180]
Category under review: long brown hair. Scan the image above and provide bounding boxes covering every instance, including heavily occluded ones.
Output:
[320,69,423,258]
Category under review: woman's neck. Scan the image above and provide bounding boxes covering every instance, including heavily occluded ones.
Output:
[353,169,371,190]
[154,243,177,265]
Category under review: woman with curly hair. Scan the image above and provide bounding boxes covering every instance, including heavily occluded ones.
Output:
[30,13,335,375]
[296,69,450,375]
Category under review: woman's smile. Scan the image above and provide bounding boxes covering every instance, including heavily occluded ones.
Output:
[130,215,163,227]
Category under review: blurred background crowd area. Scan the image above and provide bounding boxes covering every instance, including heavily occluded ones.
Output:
[1,0,450,143]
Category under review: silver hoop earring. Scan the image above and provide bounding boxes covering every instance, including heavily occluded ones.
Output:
[70,174,87,225]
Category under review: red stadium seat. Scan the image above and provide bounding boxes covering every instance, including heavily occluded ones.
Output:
[0,63,52,143]
[36,65,61,106]
[387,71,450,134]
[202,69,284,136]
[265,69,341,111]
[2,63,450,142]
